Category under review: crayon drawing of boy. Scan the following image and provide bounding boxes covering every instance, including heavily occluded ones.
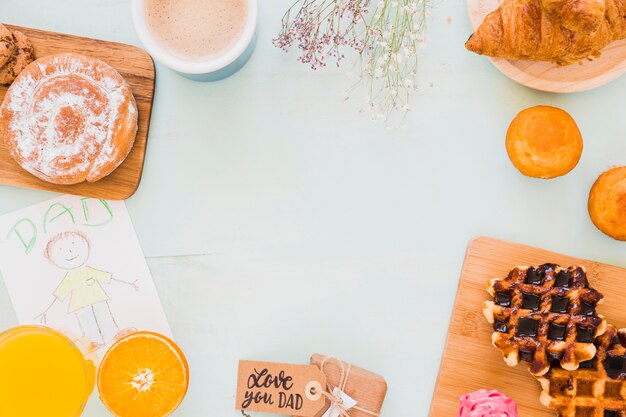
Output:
[36,231,138,350]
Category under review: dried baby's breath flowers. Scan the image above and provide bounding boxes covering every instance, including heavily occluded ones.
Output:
[273,0,369,70]
[359,0,427,125]
[274,0,428,126]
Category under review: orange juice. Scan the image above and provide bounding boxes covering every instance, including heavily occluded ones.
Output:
[0,326,95,417]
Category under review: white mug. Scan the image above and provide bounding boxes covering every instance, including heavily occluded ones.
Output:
[131,0,258,81]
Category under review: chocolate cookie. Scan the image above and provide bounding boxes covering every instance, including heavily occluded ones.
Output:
[0,25,16,68]
[0,31,34,85]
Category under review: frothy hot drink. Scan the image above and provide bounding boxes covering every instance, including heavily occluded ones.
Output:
[146,0,248,62]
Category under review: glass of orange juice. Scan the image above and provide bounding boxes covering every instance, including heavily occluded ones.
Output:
[0,325,95,417]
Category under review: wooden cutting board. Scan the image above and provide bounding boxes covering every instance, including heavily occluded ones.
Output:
[0,24,155,200]
[467,0,626,92]
[429,237,626,417]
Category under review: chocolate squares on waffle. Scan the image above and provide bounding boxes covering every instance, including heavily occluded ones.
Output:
[536,325,626,417]
[483,264,607,376]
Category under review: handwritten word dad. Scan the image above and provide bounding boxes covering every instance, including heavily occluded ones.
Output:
[6,198,114,254]
[241,368,304,411]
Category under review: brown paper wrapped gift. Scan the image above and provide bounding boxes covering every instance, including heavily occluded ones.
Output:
[310,354,388,417]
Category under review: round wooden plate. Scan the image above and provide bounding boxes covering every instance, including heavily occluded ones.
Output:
[468,0,626,92]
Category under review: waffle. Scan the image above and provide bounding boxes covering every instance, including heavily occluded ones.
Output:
[483,264,607,376]
[536,325,626,417]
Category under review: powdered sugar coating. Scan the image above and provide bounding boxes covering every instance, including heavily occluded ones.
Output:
[0,53,138,185]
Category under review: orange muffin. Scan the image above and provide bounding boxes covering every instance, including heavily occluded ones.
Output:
[0,53,138,185]
[506,106,583,179]
[588,166,626,241]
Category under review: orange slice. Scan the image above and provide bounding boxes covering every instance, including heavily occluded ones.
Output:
[97,331,189,417]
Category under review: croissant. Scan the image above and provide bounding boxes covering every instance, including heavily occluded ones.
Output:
[466,0,626,65]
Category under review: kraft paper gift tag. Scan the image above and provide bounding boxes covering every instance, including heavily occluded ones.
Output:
[236,360,328,417]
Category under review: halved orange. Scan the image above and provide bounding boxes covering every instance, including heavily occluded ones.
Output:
[97,331,189,417]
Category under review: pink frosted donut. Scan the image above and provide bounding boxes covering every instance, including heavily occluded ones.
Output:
[0,52,138,185]
[458,389,519,417]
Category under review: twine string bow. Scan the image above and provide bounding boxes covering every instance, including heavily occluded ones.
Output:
[318,357,380,417]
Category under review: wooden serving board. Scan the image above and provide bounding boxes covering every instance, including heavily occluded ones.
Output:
[429,237,626,417]
[0,24,155,200]
[468,0,626,92]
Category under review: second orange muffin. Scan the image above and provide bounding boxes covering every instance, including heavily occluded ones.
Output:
[588,166,626,241]
[506,106,583,179]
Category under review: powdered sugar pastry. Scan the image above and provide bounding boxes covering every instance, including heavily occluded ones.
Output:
[0,53,138,185]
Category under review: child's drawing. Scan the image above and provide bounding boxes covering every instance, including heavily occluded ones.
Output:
[36,231,139,350]
[0,195,172,358]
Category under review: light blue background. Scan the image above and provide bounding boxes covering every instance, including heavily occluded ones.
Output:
[1,1,625,416]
